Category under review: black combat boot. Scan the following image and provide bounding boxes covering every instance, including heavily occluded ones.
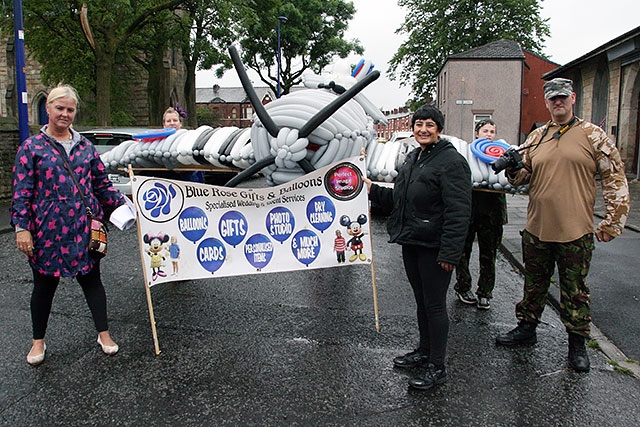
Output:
[495,320,537,346]
[568,333,590,372]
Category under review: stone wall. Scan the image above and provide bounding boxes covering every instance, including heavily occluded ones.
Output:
[0,118,20,201]
[2,36,48,124]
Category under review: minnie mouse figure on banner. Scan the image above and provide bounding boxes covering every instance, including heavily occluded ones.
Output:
[143,233,170,281]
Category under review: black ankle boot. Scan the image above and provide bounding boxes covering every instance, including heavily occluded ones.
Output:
[408,363,447,390]
[568,333,590,372]
[393,349,429,369]
[496,320,537,346]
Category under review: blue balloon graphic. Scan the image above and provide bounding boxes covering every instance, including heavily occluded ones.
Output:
[291,229,321,266]
[306,195,335,233]
[219,211,248,247]
[244,234,274,270]
[266,206,295,243]
[178,206,208,243]
[197,237,226,274]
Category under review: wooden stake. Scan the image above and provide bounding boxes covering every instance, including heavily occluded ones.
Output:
[128,165,161,355]
[370,258,381,333]
[360,150,380,332]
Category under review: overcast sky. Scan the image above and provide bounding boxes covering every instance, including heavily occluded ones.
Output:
[196,0,640,110]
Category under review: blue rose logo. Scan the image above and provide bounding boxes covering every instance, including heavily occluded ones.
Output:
[135,178,184,223]
[143,182,177,218]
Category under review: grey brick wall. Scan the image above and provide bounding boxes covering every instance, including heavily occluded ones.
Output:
[0,118,20,201]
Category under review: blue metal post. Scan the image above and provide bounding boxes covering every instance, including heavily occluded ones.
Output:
[13,0,30,142]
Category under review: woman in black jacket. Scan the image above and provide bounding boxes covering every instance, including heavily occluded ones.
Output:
[365,105,472,391]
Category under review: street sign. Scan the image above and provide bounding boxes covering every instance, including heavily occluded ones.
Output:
[456,99,473,105]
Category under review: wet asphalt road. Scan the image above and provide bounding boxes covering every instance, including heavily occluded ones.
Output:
[1,207,639,426]
[588,232,640,361]
[501,190,640,366]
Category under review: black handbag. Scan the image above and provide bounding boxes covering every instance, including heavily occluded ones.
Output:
[61,155,108,258]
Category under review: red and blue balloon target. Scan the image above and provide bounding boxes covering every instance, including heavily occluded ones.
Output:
[470,138,512,164]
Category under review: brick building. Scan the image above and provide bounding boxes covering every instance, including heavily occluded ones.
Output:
[374,41,560,145]
[374,107,412,141]
[436,39,559,145]
[521,50,562,133]
[1,34,187,128]
[195,84,275,128]
[2,37,50,128]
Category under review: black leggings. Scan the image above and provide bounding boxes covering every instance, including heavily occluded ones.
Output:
[402,245,452,367]
[31,264,109,339]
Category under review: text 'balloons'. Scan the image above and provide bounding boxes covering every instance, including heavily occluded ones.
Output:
[178,206,208,243]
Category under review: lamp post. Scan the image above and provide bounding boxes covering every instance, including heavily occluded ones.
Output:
[276,15,288,98]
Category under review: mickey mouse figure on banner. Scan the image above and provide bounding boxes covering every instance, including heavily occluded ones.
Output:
[224,45,381,187]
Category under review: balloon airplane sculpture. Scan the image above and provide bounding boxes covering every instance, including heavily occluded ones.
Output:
[100,46,526,193]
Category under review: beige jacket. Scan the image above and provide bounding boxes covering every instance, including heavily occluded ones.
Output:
[509,118,629,242]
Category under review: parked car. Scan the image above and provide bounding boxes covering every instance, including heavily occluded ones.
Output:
[80,128,151,195]
[79,127,240,193]
[80,128,152,155]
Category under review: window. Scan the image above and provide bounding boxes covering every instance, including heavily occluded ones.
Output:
[37,96,48,125]
[592,62,609,130]
[473,114,493,140]
[474,114,492,128]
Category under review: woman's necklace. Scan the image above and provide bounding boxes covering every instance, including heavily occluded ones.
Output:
[46,126,72,141]
[53,132,72,142]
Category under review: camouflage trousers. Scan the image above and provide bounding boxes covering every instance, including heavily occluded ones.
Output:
[516,229,594,336]
[454,215,503,298]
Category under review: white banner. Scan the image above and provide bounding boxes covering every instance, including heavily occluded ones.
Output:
[132,156,372,287]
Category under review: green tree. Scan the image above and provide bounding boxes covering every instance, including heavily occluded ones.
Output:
[238,0,363,96]
[2,0,184,126]
[196,105,221,127]
[388,0,550,106]
[174,0,238,128]
[76,0,187,125]
[129,10,178,126]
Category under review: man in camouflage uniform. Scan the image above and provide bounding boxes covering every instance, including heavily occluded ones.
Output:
[495,78,630,372]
